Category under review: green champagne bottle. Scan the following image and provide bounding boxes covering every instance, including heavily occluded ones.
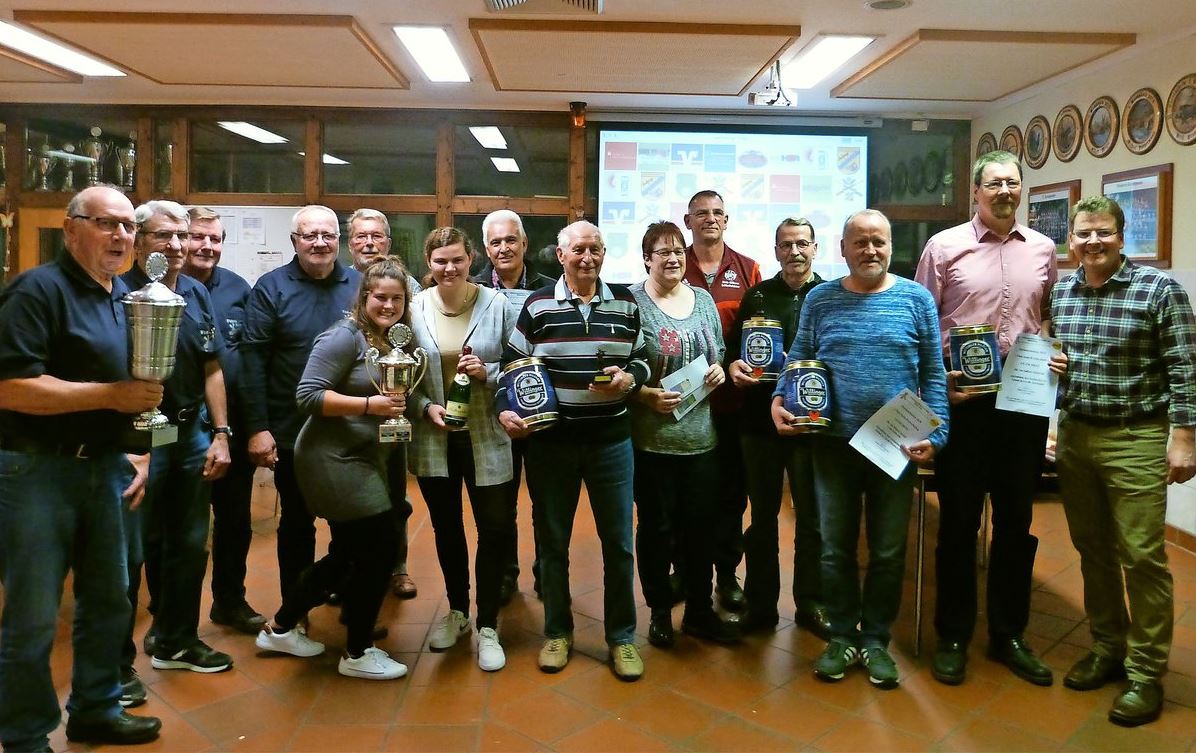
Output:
[444,345,471,429]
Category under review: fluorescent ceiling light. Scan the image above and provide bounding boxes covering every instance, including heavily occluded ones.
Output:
[0,20,125,77]
[469,126,507,150]
[783,35,875,89]
[297,151,351,165]
[393,26,470,83]
[491,157,520,173]
[217,121,288,144]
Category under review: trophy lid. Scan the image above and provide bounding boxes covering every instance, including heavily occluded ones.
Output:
[386,323,413,349]
[122,252,184,306]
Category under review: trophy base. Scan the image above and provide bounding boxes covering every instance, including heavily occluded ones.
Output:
[380,421,412,444]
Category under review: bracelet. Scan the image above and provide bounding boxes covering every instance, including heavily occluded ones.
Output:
[363,396,371,415]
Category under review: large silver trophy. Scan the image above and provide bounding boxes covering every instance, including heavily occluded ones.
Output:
[81,127,105,186]
[122,252,185,445]
[365,323,428,443]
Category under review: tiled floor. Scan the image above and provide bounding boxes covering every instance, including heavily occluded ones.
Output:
[27,473,1196,751]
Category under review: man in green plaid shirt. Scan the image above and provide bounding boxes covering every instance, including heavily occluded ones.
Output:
[1049,195,1196,728]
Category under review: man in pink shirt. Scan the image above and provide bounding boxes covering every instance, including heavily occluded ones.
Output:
[915,151,1058,687]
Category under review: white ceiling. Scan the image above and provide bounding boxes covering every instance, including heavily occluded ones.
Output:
[2,0,1195,120]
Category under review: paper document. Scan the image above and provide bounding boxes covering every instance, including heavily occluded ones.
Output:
[849,389,944,480]
[659,355,714,421]
[995,334,1061,417]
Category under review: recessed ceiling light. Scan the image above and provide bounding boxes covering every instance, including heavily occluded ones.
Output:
[0,20,125,76]
[469,126,508,150]
[393,26,470,83]
[491,157,520,173]
[782,35,875,89]
[218,121,288,144]
[866,0,911,9]
[298,151,350,165]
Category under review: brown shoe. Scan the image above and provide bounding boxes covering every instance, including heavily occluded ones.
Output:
[392,573,417,599]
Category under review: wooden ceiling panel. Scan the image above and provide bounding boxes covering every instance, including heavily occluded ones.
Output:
[12,11,409,89]
[832,29,1135,102]
[470,19,799,96]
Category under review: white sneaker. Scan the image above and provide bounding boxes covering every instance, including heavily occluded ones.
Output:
[255,625,325,657]
[429,609,471,651]
[338,647,407,680]
[476,627,506,672]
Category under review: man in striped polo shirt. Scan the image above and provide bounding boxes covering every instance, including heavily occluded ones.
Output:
[497,220,650,681]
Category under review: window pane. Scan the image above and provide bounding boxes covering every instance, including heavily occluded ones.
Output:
[454,213,565,281]
[190,120,305,193]
[155,120,175,194]
[335,211,437,282]
[25,117,137,193]
[454,125,568,197]
[324,122,437,195]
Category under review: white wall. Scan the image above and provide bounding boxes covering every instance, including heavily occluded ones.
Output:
[972,32,1196,535]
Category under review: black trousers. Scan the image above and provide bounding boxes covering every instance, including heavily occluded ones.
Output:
[273,449,315,601]
[209,435,256,608]
[711,412,748,578]
[933,393,1048,643]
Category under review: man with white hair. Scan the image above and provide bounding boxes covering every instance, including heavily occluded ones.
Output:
[241,205,360,599]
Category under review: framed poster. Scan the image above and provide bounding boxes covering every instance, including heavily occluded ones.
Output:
[1024,115,1050,169]
[1028,180,1081,266]
[1084,95,1119,158]
[1101,163,1173,266]
[1122,87,1163,155]
[1053,105,1082,162]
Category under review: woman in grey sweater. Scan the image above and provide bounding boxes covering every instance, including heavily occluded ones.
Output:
[254,257,413,681]
[629,221,740,648]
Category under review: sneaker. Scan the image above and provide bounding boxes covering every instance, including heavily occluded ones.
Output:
[151,641,233,673]
[862,646,900,689]
[610,643,644,682]
[119,667,146,708]
[476,627,506,672]
[538,636,573,673]
[429,609,471,651]
[210,601,267,635]
[255,625,325,657]
[814,639,860,682]
[338,647,407,680]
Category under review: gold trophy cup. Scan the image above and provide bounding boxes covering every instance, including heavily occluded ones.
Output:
[366,323,428,443]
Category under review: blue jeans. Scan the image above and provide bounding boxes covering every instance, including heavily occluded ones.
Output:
[126,421,213,657]
[813,437,915,648]
[0,449,133,751]
[526,433,636,646]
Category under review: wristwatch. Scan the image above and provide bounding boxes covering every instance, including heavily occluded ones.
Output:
[212,425,233,438]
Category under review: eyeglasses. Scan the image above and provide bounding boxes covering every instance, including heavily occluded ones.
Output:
[351,232,388,243]
[1071,229,1119,241]
[777,240,815,251]
[188,233,223,245]
[70,215,136,235]
[144,229,190,243]
[292,232,340,244]
[980,179,1021,191]
[652,248,685,259]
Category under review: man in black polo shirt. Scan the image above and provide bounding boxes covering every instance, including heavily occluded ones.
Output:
[0,185,163,749]
[241,205,360,599]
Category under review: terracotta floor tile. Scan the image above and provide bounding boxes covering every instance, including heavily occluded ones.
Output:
[477,722,552,752]
[857,681,974,742]
[216,725,295,752]
[810,717,931,753]
[686,716,798,753]
[1063,710,1195,752]
[736,686,845,742]
[405,646,492,687]
[892,666,1004,713]
[383,724,481,752]
[185,687,305,744]
[666,658,775,711]
[553,662,656,712]
[486,687,605,745]
[149,666,260,713]
[935,717,1060,752]
[285,724,387,752]
[306,675,407,723]
[618,687,723,743]
[554,717,676,753]
[783,670,877,712]
[982,682,1106,742]
[394,683,488,725]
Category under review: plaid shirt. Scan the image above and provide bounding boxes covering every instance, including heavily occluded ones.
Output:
[1050,257,1196,426]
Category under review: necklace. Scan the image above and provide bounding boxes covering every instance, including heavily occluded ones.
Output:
[432,284,478,318]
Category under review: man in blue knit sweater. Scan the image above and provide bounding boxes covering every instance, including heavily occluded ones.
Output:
[497,220,651,681]
[771,209,949,689]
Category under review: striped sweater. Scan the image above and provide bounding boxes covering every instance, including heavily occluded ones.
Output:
[498,277,650,442]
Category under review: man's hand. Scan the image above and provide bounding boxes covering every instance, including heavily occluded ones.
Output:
[123,452,150,509]
[1167,426,1196,484]
[1048,348,1069,377]
[770,396,805,436]
[426,404,449,430]
[110,380,165,414]
[203,433,232,480]
[637,386,682,415]
[946,370,979,405]
[590,366,634,395]
[458,352,487,381]
[499,409,531,439]
[903,439,936,467]
[728,359,759,388]
[248,430,277,469]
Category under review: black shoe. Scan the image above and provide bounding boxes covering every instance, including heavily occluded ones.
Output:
[119,667,146,709]
[141,630,159,657]
[210,601,267,635]
[735,609,779,635]
[1109,680,1163,726]
[499,573,519,606]
[987,636,1053,686]
[648,609,675,648]
[681,610,741,644]
[65,711,162,745]
[932,640,968,686]
[716,575,746,612]
[326,592,343,606]
[1064,652,1127,691]
[795,605,832,641]
[151,640,233,673]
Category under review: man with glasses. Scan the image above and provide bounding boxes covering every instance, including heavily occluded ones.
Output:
[241,205,360,600]
[916,151,1058,687]
[0,186,163,749]
[119,201,233,687]
[346,208,421,601]
[497,221,650,681]
[1050,195,1196,726]
[683,190,761,613]
[726,218,829,637]
[182,207,267,636]
[474,209,554,603]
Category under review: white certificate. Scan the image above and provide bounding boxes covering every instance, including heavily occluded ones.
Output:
[849,389,945,480]
[659,355,714,421]
[995,334,1061,418]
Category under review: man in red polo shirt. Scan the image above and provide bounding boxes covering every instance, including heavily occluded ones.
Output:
[683,190,761,611]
